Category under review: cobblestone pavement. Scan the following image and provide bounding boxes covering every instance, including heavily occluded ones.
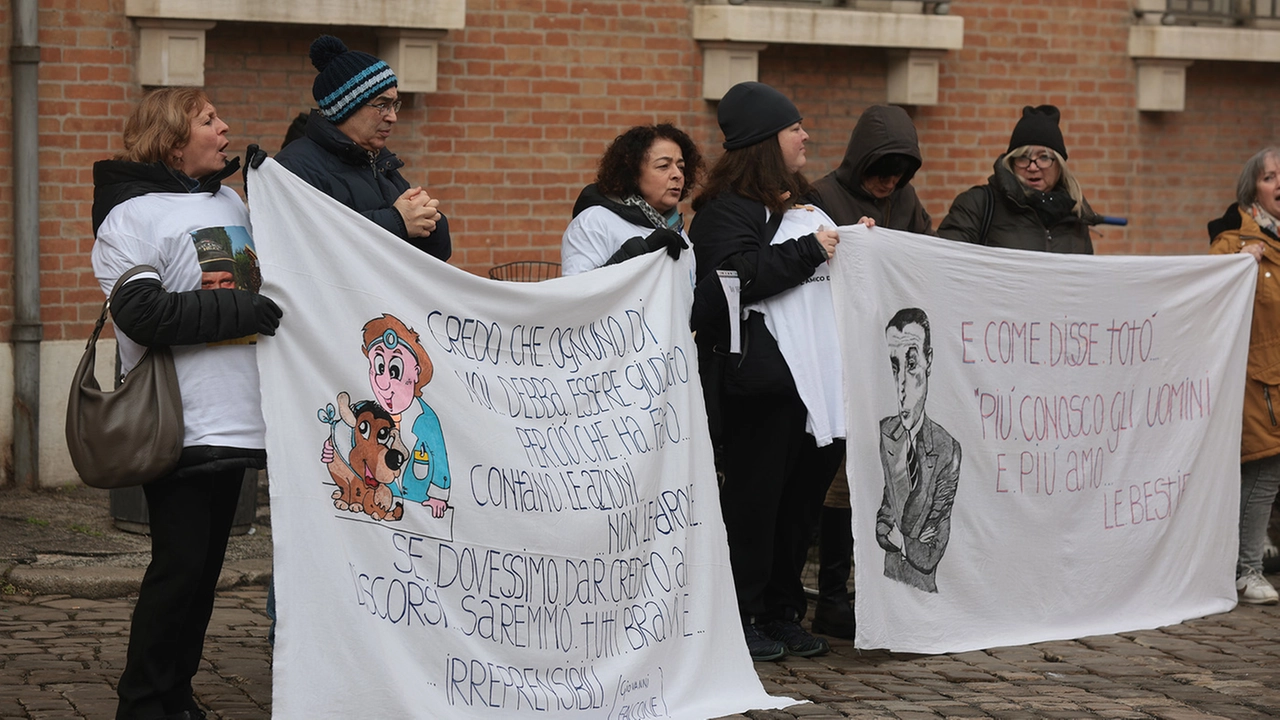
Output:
[1,582,1279,720]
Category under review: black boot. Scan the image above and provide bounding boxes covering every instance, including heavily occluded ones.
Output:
[812,505,855,639]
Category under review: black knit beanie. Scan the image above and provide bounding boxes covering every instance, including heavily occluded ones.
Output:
[718,82,802,151]
[1007,105,1067,160]
[310,35,398,125]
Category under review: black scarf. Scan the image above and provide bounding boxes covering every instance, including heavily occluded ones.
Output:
[1026,188,1076,228]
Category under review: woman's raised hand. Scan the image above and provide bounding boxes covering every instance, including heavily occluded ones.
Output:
[816,229,839,259]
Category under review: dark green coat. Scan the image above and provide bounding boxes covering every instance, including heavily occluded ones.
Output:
[937,160,1098,254]
[809,105,932,234]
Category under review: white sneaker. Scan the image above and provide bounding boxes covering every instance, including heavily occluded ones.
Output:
[1237,570,1280,605]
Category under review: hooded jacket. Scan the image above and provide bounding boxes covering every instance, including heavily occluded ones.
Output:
[275,110,451,260]
[1210,203,1280,462]
[937,158,1099,253]
[91,157,268,465]
[809,105,932,234]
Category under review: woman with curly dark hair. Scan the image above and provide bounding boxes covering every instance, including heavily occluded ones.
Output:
[561,123,701,275]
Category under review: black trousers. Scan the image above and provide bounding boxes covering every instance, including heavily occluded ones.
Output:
[718,390,845,622]
[115,467,243,720]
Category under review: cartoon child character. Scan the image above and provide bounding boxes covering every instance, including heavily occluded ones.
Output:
[361,314,452,518]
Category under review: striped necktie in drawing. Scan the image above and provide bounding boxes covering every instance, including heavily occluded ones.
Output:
[907,434,922,492]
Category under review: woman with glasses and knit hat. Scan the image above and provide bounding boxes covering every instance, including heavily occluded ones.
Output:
[690,81,848,662]
[937,105,1099,253]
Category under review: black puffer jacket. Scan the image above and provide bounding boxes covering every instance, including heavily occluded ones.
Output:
[809,105,932,233]
[275,110,451,260]
[689,191,828,396]
[937,158,1098,253]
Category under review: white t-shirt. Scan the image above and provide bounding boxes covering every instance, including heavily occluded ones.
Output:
[92,188,266,450]
[748,204,845,446]
[561,205,692,277]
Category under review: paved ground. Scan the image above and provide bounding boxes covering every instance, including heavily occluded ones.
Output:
[2,486,1280,719]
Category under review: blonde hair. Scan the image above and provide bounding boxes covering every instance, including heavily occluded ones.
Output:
[116,87,210,166]
[1001,145,1085,217]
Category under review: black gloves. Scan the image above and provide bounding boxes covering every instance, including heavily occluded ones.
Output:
[241,144,268,184]
[111,277,284,346]
[604,227,688,267]
[649,227,688,260]
[251,294,283,336]
[246,144,267,169]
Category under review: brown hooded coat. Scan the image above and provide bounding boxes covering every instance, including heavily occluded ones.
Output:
[809,105,933,234]
[1210,204,1280,463]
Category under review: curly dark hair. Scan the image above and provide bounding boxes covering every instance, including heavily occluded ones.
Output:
[595,124,702,204]
[692,138,811,215]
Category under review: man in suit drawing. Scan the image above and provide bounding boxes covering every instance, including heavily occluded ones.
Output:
[876,308,961,593]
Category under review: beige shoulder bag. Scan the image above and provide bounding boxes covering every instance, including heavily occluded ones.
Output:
[65,265,184,488]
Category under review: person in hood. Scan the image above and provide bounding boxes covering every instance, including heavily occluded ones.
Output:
[937,105,1099,253]
[276,35,450,260]
[809,104,932,234]
[806,105,931,642]
[1208,147,1280,606]
[560,123,699,275]
[91,87,282,720]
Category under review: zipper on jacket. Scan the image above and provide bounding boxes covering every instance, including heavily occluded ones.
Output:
[1266,385,1277,427]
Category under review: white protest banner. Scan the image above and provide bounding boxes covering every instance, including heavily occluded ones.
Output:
[247,160,794,718]
[830,225,1255,654]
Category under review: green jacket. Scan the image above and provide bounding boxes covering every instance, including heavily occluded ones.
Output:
[809,105,932,234]
[937,159,1097,253]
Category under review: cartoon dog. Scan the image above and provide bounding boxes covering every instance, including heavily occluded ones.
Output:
[321,391,405,522]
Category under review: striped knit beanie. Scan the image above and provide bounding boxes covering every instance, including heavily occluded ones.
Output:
[310,35,397,125]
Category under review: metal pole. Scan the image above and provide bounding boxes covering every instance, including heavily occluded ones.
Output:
[11,0,41,489]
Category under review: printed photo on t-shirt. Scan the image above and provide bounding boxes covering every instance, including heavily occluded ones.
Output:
[191,225,261,344]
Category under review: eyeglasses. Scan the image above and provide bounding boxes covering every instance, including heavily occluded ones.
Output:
[1012,153,1056,170]
[366,99,402,117]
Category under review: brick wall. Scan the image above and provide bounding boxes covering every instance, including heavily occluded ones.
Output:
[4,0,1280,347]
[3,0,138,345]
[1132,61,1280,253]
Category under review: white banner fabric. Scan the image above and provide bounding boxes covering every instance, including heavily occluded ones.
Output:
[830,225,1255,654]
[248,160,793,718]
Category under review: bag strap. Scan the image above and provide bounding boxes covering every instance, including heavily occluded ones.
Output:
[86,264,162,350]
[762,206,786,246]
[979,183,995,246]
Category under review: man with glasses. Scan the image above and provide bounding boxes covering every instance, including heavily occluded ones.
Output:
[937,104,1098,253]
[276,35,451,259]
